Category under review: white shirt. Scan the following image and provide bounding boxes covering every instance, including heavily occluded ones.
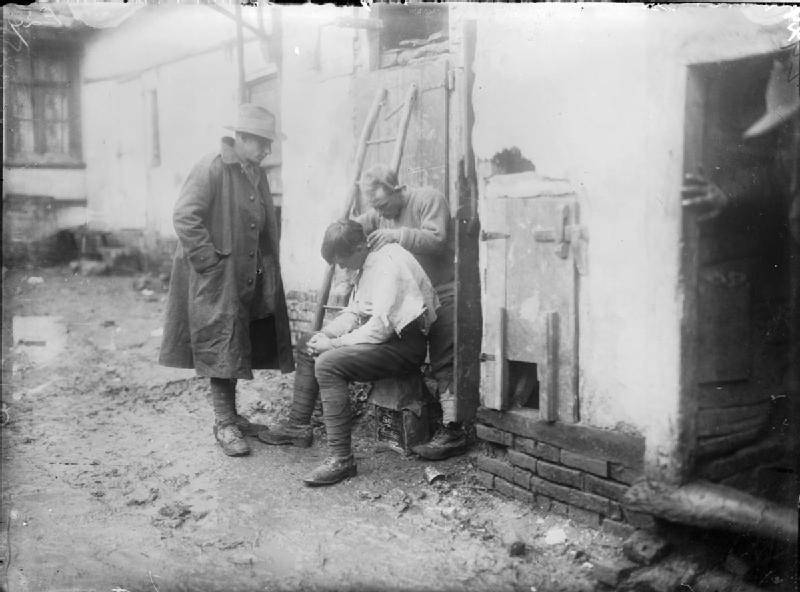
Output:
[324,244,440,346]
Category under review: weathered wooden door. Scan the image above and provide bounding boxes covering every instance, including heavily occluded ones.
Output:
[480,173,585,423]
[352,57,450,214]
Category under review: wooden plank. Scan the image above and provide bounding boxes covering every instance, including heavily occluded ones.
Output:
[696,427,763,459]
[505,197,577,422]
[695,258,753,384]
[695,401,770,435]
[696,413,769,439]
[541,311,558,422]
[695,438,785,482]
[697,383,777,409]
[479,186,508,410]
[676,66,706,483]
[477,407,645,470]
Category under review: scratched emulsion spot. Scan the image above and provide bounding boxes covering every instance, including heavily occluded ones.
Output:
[12,316,67,369]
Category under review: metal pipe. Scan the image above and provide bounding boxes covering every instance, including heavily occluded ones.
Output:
[625,478,797,543]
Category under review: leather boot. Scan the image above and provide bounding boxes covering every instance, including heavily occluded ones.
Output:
[302,455,357,487]
[287,353,319,425]
[257,419,313,447]
[213,422,251,457]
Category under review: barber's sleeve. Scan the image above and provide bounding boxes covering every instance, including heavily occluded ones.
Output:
[398,190,448,254]
[173,158,220,273]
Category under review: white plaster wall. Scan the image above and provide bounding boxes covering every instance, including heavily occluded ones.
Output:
[278,6,357,292]
[81,6,243,236]
[469,4,790,472]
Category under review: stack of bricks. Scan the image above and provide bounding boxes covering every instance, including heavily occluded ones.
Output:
[475,408,653,538]
[285,290,317,344]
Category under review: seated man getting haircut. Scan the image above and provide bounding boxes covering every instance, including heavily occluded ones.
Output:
[267,220,439,486]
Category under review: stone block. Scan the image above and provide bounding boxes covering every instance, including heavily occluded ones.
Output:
[550,500,569,516]
[513,466,532,489]
[568,505,601,528]
[609,462,641,485]
[507,448,538,473]
[568,489,614,515]
[515,436,560,462]
[622,530,670,566]
[607,501,623,521]
[476,455,515,484]
[476,423,514,447]
[475,469,494,489]
[593,558,637,587]
[600,518,636,539]
[533,494,552,512]
[529,475,573,505]
[583,474,629,502]
[495,477,535,504]
[537,460,583,488]
[623,508,657,530]
[561,449,608,477]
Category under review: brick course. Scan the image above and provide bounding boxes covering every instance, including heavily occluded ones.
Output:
[583,474,629,502]
[476,424,514,447]
[561,449,608,477]
[476,455,515,484]
[537,460,583,489]
[568,505,601,528]
[507,448,537,474]
[514,436,560,462]
[495,477,535,504]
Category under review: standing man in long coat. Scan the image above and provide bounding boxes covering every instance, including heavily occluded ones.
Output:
[159,104,294,457]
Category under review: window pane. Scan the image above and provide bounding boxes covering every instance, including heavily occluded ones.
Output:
[44,120,66,154]
[11,86,34,118]
[15,120,36,154]
[34,55,68,82]
[6,51,32,82]
[43,89,68,120]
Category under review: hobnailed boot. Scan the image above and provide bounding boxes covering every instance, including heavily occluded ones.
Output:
[412,424,468,460]
[257,419,313,447]
[213,422,251,457]
[302,455,357,487]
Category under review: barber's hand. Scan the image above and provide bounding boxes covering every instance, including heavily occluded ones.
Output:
[306,333,334,355]
[681,172,730,221]
[366,228,401,251]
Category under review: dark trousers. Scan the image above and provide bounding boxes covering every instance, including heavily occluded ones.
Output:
[314,323,427,457]
[428,288,454,395]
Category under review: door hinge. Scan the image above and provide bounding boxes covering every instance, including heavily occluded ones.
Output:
[480,230,510,241]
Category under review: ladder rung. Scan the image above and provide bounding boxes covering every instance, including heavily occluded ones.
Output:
[366,137,397,145]
[323,305,346,311]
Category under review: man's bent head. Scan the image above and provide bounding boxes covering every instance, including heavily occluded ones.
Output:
[321,220,368,270]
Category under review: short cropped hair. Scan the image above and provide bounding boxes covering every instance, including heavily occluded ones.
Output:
[321,220,366,265]
[360,164,400,196]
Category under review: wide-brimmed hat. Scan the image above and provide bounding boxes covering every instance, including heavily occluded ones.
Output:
[744,60,800,138]
[225,103,281,141]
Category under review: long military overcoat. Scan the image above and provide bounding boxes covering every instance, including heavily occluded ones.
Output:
[159,139,294,379]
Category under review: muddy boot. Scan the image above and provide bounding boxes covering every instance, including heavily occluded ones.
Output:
[302,455,357,487]
[412,424,468,460]
[213,422,251,457]
[257,419,313,447]
[233,414,266,437]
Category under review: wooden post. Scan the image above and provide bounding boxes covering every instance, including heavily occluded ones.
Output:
[390,84,417,176]
[234,1,246,103]
[541,311,559,422]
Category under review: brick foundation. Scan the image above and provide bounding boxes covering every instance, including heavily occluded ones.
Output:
[285,289,318,345]
[475,407,652,531]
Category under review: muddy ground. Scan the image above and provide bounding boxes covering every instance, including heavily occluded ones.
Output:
[0,267,793,592]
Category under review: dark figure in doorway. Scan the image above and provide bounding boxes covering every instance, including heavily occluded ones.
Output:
[682,59,799,457]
